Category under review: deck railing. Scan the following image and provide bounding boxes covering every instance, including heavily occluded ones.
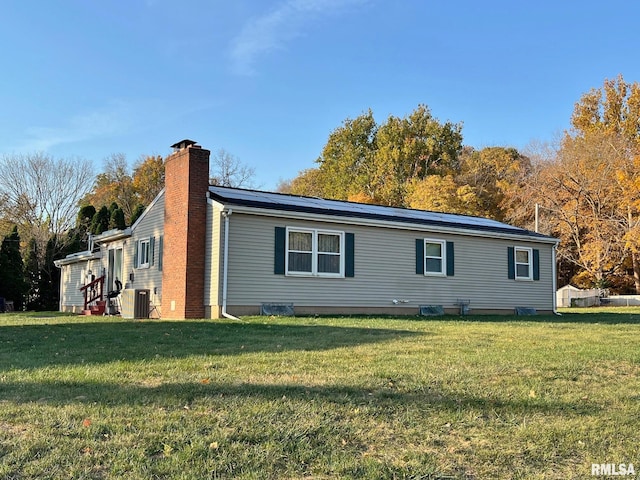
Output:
[80,275,105,310]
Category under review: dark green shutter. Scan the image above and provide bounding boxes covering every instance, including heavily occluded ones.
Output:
[446,241,454,276]
[345,233,355,277]
[158,236,163,271]
[416,239,424,274]
[150,237,156,266]
[134,241,139,269]
[533,249,540,281]
[507,247,515,279]
[274,227,286,275]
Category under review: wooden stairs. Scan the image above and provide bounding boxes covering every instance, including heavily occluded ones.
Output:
[80,275,106,316]
[82,300,106,316]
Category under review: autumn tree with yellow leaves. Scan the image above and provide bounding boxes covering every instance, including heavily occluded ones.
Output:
[530,75,640,291]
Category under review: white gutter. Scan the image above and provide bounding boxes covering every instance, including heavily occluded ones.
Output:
[221,208,240,320]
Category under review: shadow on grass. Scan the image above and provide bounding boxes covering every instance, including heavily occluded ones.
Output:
[411,312,640,325]
[0,320,420,371]
[0,378,599,417]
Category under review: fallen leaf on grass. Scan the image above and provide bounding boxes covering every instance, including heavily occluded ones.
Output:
[82,418,92,427]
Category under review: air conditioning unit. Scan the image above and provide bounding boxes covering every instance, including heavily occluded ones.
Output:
[134,289,150,319]
[120,289,150,319]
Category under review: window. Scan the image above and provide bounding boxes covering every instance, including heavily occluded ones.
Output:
[416,238,454,276]
[508,246,539,281]
[137,238,151,269]
[515,247,532,280]
[424,239,446,275]
[286,228,344,276]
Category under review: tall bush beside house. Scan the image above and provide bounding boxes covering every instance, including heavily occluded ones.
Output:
[0,226,28,310]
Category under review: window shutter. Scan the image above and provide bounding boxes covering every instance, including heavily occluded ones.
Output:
[274,227,286,275]
[134,241,139,269]
[345,233,355,277]
[150,237,156,266]
[446,241,455,276]
[158,236,163,271]
[507,246,515,279]
[533,249,540,281]
[416,239,424,274]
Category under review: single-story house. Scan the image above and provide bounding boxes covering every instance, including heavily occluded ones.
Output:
[56,139,560,318]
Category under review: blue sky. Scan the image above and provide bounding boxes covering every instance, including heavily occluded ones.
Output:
[1,1,639,191]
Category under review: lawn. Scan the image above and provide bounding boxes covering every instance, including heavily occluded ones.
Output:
[1,309,639,479]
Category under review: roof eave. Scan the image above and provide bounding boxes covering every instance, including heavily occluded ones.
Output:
[209,195,558,244]
[54,250,102,267]
[92,227,132,244]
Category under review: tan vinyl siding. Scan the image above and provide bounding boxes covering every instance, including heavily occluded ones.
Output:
[59,258,102,310]
[127,194,164,308]
[224,212,555,313]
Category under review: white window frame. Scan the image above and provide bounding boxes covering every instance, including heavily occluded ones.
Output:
[424,238,446,276]
[138,238,151,269]
[285,227,345,278]
[514,246,533,281]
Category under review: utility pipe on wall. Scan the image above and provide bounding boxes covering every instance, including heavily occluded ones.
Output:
[221,209,240,320]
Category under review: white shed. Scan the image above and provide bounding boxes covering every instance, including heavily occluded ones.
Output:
[556,284,600,307]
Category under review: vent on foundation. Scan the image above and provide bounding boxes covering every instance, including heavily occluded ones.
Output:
[515,307,537,315]
[419,305,444,316]
[260,303,294,316]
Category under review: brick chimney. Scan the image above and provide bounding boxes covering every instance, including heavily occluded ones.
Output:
[162,139,210,319]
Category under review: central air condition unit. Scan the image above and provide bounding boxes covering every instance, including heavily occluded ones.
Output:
[120,289,150,319]
[134,289,150,318]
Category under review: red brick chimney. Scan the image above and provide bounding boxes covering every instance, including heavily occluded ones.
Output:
[162,139,210,319]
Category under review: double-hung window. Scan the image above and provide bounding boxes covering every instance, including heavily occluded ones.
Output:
[424,239,446,276]
[514,246,532,280]
[286,228,344,277]
[415,238,454,277]
[137,238,151,269]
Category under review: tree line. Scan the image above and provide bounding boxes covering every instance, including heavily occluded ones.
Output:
[278,75,640,293]
[1,76,638,310]
[0,148,256,310]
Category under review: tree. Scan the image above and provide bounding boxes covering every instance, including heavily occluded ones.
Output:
[90,206,110,235]
[77,205,96,231]
[81,154,137,223]
[0,153,93,306]
[571,74,640,140]
[210,149,257,188]
[406,175,482,215]
[132,155,165,206]
[109,207,126,230]
[278,168,325,197]
[290,105,463,206]
[457,147,532,221]
[0,226,28,310]
[130,204,145,225]
[369,105,463,206]
[314,109,378,201]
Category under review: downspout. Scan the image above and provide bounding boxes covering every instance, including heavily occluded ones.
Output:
[553,243,561,315]
[221,209,240,320]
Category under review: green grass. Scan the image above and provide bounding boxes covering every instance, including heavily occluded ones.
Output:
[1,310,639,479]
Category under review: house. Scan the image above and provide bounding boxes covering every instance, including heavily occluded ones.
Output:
[56,139,560,318]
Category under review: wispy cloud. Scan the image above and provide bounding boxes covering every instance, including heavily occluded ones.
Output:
[229,0,370,76]
[15,101,137,153]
